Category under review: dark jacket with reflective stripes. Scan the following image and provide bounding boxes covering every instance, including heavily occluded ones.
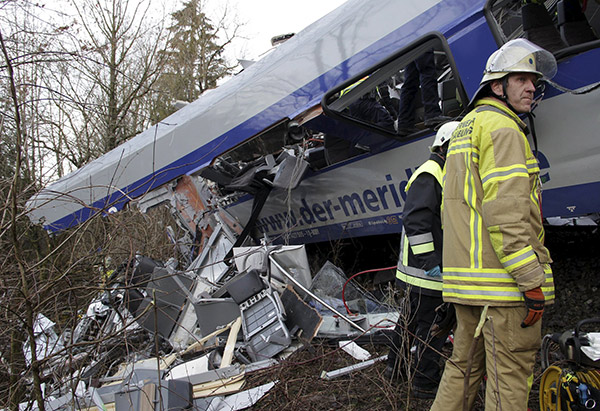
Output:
[396,153,444,297]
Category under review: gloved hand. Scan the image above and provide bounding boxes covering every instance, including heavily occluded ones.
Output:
[425,265,441,278]
[431,302,456,337]
[521,286,545,328]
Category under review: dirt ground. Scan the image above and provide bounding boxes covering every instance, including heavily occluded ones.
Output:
[243,227,600,410]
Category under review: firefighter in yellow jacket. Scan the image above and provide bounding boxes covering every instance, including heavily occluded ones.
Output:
[431,38,557,410]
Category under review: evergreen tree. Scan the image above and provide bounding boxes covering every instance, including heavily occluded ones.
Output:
[152,0,235,122]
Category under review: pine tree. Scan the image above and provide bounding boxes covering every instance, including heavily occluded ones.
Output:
[151,0,234,122]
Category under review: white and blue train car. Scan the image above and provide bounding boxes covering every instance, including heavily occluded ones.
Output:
[27,0,600,245]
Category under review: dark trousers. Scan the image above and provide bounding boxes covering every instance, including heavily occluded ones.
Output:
[388,290,446,389]
[397,50,441,127]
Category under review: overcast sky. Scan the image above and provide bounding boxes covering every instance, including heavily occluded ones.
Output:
[227,0,348,62]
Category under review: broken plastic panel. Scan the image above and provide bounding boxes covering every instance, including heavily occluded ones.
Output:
[203,381,277,411]
[193,298,241,338]
[225,270,291,362]
[135,268,193,339]
[240,290,292,362]
[23,313,63,366]
[233,245,312,293]
[270,150,309,190]
[170,221,237,350]
[114,380,193,410]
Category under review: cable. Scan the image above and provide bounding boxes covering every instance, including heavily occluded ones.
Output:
[342,265,397,315]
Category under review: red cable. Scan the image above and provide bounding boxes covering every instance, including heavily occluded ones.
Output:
[342,265,396,315]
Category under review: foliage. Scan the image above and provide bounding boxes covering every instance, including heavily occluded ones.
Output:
[47,0,170,168]
[0,0,241,184]
[0,0,239,407]
[0,197,186,408]
[150,0,239,122]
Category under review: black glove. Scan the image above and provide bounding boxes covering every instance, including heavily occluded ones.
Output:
[431,302,456,337]
[521,286,545,328]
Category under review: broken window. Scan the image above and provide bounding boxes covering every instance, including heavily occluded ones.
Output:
[321,33,468,143]
[205,35,469,180]
[486,0,600,56]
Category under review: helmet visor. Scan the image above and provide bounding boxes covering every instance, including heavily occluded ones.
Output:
[485,38,557,80]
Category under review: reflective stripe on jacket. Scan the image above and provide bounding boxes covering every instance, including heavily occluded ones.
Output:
[442,98,554,306]
[396,156,444,296]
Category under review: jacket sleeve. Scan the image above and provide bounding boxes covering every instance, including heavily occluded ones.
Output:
[402,172,442,271]
[478,125,545,291]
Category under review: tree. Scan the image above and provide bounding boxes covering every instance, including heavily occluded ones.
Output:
[0,0,60,188]
[0,0,242,406]
[1,13,48,409]
[0,1,171,407]
[151,0,240,122]
[42,0,170,170]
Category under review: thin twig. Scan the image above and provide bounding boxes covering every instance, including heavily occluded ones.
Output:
[463,305,488,411]
[487,315,502,411]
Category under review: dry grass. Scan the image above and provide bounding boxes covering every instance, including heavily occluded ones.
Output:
[245,342,438,411]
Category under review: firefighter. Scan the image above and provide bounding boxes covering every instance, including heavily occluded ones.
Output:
[430,38,557,410]
[396,49,451,135]
[385,121,459,399]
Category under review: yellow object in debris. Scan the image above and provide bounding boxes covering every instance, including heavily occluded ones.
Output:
[193,373,245,398]
[540,366,600,411]
[540,366,563,411]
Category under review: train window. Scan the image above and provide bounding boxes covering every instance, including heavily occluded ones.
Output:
[321,33,467,143]
[487,0,599,55]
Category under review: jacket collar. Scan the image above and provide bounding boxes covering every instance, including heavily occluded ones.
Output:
[429,152,445,168]
[474,98,528,133]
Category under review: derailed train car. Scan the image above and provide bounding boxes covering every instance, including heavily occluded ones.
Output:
[27,0,600,246]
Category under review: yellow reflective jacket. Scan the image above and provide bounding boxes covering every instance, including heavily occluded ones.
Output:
[442,98,554,307]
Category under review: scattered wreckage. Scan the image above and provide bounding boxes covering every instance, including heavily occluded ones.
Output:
[20,0,600,407]
[21,211,600,410]
[21,179,399,410]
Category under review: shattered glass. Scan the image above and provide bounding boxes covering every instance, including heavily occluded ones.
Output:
[308,261,391,315]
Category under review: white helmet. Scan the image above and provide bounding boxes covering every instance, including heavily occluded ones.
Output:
[468,38,557,109]
[430,121,460,152]
[482,38,557,83]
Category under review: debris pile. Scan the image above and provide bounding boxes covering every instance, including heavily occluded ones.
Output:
[20,241,398,410]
